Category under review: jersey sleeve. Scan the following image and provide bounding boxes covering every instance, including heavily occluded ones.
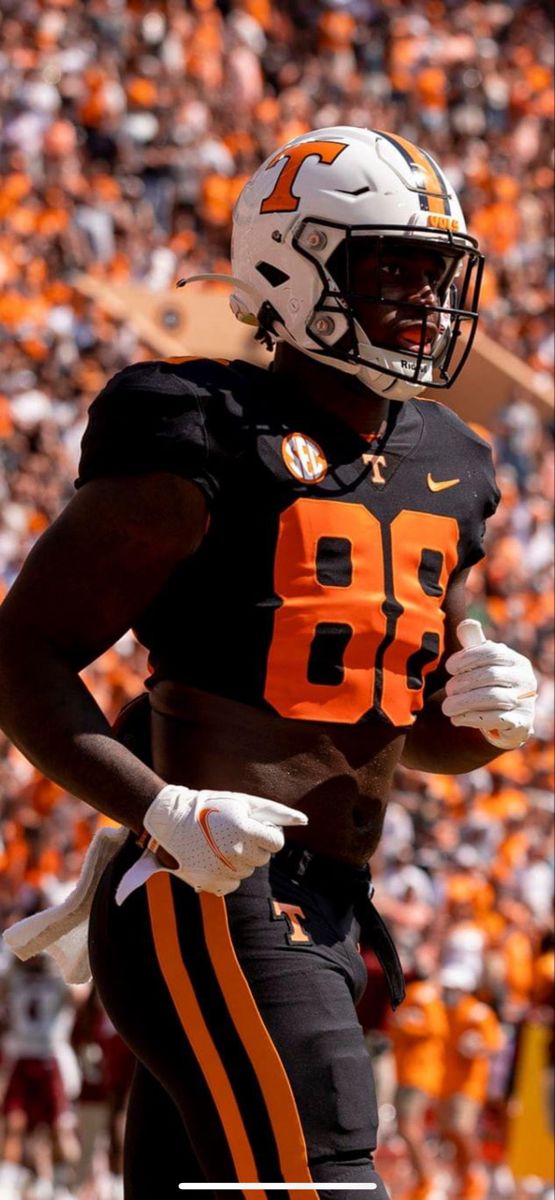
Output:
[457,438,501,572]
[430,406,501,574]
[76,359,235,506]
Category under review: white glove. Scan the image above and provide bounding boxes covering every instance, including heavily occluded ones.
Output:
[441,619,537,750]
[116,785,308,905]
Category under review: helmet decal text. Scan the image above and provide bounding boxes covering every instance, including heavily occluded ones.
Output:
[427,214,460,232]
[260,141,347,215]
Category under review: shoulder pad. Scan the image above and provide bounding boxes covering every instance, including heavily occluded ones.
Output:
[104,357,240,396]
[414,398,493,451]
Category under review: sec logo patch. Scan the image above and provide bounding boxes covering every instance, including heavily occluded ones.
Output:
[281,433,328,483]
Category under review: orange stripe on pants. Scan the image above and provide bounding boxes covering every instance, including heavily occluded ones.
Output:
[200,893,320,1200]
[146,873,267,1200]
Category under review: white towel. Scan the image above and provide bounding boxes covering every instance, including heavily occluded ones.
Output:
[3,825,129,984]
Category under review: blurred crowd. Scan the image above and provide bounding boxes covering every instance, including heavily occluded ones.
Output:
[0,0,553,1198]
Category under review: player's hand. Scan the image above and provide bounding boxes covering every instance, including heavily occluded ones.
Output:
[116,785,308,905]
[441,619,537,750]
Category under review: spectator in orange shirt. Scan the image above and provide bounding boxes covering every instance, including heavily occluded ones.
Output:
[438,966,504,1200]
[390,972,448,1200]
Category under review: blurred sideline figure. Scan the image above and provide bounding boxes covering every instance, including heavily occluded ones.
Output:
[0,955,80,1200]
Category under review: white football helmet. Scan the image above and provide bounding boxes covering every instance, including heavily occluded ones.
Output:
[225,126,483,401]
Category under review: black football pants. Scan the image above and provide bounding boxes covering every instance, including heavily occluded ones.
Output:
[89,834,389,1200]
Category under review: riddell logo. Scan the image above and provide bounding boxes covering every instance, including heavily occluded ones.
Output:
[282,433,328,483]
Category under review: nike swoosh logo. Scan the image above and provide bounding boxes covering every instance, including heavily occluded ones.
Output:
[427,473,460,492]
[197,806,235,871]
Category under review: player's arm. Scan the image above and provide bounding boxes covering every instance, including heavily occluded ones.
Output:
[0,470,307,897]
[0,472,207,837]
[401,568,537,773]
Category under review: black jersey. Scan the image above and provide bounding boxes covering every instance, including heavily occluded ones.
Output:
[77,357,499,728]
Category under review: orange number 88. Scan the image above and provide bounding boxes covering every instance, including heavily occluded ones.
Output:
[264,498,459,725]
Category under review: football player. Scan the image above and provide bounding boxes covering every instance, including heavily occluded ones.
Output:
[0,128,537,1199]
[0,955,80,1200]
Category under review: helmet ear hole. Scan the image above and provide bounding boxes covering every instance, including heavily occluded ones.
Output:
[255,261,290,287]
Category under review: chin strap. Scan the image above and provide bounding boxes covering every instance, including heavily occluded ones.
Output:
[177,273,264,326]
[177,273,286,351]
[177,272,256,292]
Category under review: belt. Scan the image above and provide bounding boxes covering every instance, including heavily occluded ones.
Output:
[274,843,406,1011]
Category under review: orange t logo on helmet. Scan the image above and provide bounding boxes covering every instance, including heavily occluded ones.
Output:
[260,140,347,214]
